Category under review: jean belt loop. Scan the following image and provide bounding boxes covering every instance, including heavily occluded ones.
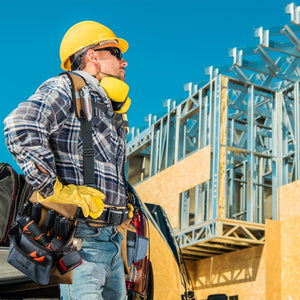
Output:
[106,207,115,224]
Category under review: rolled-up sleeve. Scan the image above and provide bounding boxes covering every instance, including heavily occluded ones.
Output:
[4,75,72,197]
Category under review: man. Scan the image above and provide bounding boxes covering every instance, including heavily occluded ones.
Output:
[4,21,130,299]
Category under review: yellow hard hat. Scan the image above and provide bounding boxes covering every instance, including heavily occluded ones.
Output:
[60,21,128,71]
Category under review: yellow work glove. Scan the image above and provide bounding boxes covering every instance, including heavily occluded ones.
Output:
[38,179,105,219]
[126,203,135,219]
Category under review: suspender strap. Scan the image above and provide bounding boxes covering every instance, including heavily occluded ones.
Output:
[62,72,128,185]
[80,116,95,185]
[65,72,95,185]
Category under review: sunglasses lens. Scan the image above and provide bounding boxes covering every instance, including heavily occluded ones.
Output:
[111,48,122,60]
[94,47,122,60]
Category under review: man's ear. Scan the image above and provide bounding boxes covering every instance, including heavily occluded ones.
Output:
[86,49,97,63]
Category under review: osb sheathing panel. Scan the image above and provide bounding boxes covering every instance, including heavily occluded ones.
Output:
[189,219,299,300]
[134,145,211,228]
[193,245,266,300]
[265,219,281,300]
[279,179,300,221]
[280,217,300,299]
[278,180,300,298]
[185,260,197,286]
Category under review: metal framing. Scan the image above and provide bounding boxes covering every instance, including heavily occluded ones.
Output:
[175,219,265,259]
[126,3,300,258]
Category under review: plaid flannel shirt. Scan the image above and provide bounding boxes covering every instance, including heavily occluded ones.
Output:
[4,72,127,207]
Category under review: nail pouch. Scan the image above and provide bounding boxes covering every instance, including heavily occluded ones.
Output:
[7,225,53,285]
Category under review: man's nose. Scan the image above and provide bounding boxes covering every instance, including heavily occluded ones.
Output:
[121,58,128,67]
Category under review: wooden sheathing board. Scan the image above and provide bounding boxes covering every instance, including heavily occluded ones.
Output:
[134,145,211,228]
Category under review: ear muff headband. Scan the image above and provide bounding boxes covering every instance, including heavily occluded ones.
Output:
[113,97,131,114]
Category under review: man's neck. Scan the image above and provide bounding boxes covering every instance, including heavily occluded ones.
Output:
[72,70,107,98]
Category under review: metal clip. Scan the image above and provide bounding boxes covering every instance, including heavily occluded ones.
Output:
[79,86,93,121]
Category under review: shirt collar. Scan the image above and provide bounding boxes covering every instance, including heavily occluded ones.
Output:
[73,70,107,98]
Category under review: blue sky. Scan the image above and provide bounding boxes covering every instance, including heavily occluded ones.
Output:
[0,0,293,172]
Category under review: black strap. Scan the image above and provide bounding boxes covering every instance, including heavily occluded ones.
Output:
[80,113,95,185]
[99,207,128,224]
[63,72,95,185]
[83,207,128,225]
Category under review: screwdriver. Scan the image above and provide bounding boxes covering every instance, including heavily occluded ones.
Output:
[54,215,70,241]
[30,203,42,224]
[59,217,70,241]
[44,209,56,237]
[54,215,62,240]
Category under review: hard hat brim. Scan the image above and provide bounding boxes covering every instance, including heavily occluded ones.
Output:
[116,38,128,54]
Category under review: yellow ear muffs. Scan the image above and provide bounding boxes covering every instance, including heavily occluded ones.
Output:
[100,76,131,113]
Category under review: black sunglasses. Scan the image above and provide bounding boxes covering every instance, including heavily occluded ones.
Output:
[93,47,122,60]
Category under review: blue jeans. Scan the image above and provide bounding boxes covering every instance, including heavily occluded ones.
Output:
[60,224,126,300]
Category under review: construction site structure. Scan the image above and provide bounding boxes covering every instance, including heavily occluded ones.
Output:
[126,3,300,300]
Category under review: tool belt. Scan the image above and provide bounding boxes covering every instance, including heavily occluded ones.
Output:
[83,206,128,227]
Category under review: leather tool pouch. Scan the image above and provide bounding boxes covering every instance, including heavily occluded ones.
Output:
[7,191,82,286]
[118,210,149,274]
[126,230,148,267]
[29,191,78,221]
[118,218,136,274]
[29,191,80,284]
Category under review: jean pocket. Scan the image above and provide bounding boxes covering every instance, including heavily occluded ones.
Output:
[75,225,101,238]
